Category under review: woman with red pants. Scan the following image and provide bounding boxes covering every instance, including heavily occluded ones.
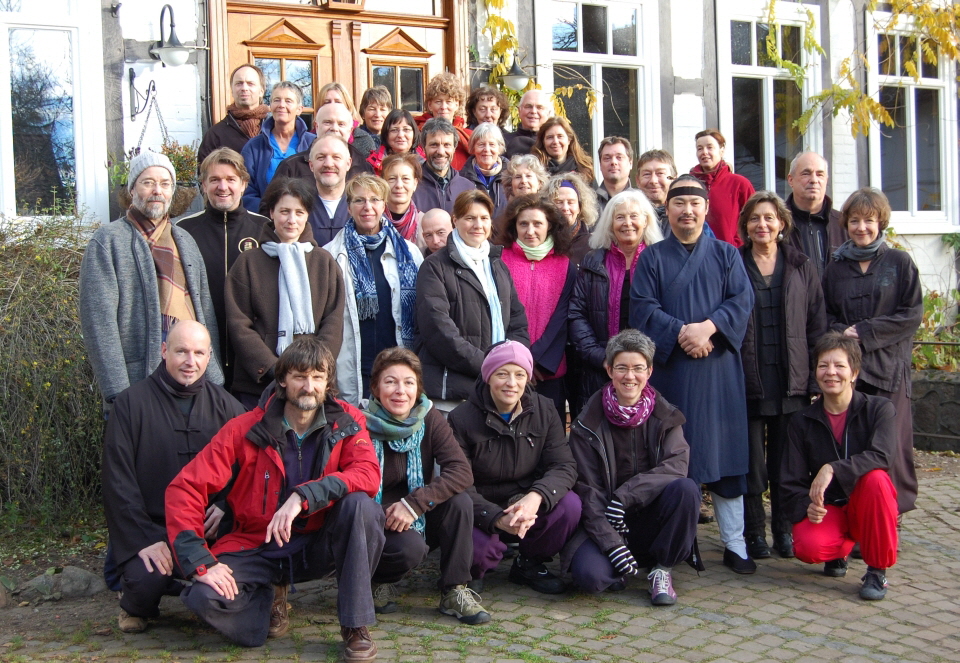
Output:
[780,332,899,600]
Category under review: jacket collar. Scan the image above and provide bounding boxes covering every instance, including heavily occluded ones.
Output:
[580,248,608,276]
[467,377,536,430]
[247,390,360,451]
[577,385,684,433]
[258,220,317,245]
[203,203,249,225]
[444,232,503,269]
[786,192,835,222]
[738,242,809,270]
[802,389,869,426]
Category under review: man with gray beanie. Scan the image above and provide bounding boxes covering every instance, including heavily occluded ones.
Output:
[79,149,224,412]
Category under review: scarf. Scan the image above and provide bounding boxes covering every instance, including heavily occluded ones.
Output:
[364,394,432,534]
[228,103,269,138]
[260,241,315,354]
[604,243,644,338]
[344,219,419,346]
[602,382,656,428]
[126,208,196,333]
[547,155,579,176]
[155,361,205,397]
[452,229,505,344]
[389,200,420,241]
[516,235,555,262]
[690,159,731,192]
[833,237,885,262]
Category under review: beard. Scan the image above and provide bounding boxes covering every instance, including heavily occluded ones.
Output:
[132,190,173,220]
[289,391,321,411]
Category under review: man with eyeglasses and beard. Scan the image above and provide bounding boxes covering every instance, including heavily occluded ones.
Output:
[80,150,224,414]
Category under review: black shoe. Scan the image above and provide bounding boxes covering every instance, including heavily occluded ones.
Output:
[508,555,566,594]
[607,579,626,592]
[722,548,757,574]
[773,533,794,558]
[824,558,848,577]
[466,577,484,594]
[746,535,771,559]
[859,569,888,600]
[850,543,862,559]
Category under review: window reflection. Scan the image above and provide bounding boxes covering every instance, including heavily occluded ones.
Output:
[879,85,908,211]
[552,1,578,52]
[582,5,607,55]
[554,63,592,156]
[732,77,764,192]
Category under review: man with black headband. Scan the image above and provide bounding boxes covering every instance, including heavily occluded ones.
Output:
[630,177,756,574]
[102,321,245,634]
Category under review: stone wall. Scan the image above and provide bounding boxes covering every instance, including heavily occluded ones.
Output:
[912,370,960,452]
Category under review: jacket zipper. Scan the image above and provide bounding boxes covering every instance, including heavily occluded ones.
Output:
[223,211,230,367]
[575,421,615,495]
[262,470,270,514]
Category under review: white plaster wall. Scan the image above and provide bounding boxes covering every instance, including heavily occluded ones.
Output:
[365,0,435,15]
[670,0,703,81]
[119,0,198,43]
[896,233,956,296]
[826,0,859,205]
[672,94,704,172]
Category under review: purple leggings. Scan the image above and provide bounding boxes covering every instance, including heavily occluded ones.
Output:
[471,491,582,578]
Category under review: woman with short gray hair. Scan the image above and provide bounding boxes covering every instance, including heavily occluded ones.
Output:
[460,122,508,216]
[504,154,548,202]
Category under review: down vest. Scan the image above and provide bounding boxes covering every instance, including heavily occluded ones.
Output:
[739,243,827,400]
[415,238,530,400]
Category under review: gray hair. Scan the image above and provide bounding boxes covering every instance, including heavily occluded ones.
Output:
[589,189,663,250]
[504,154,548,186]
[605,329,656,368]
[540,172,599,228]
[789,151,829,176]
[270,81,303,106]
[468,122,506,154]
[420,117,459,148]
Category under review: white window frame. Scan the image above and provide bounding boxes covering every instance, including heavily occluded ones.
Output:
[533,0,661,155]
[865,10,957,234]
[716,1,823,193]
[0,0,109,223]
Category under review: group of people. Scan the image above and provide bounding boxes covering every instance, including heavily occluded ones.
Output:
[79,64,923,662]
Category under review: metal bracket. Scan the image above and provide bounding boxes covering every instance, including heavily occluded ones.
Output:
[128,67,156,121]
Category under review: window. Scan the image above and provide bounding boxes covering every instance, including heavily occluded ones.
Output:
[370,63,425,113]
[717,3,820,199]
[536,0,659,158]
[255,56,316,126]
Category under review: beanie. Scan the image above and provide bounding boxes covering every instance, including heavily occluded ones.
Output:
[128,150,177,191]
[480,340,534,383]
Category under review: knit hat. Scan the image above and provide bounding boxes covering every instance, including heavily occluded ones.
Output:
[481,340,534,383]
[128,150,177,191]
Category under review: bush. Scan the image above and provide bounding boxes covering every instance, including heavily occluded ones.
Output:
[913,290,960,371]
[0,199,104,523]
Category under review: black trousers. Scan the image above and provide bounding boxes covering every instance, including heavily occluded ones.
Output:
[372,491,473,590]
[118,555,183,618]
[181,492,385,647]
[745,413,793,537]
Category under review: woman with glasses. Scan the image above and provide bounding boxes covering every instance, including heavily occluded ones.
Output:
[367,109,426,176]
[323,174,424,405]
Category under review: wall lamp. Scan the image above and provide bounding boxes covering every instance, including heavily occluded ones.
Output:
[150,4,193,67]
[500,53,530,92]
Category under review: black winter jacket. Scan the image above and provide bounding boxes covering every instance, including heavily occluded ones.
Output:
[448,380,577,532]
[198,112,260,165]
[568,248,612,404]
[459,156,507,217]
[739,243,827,400]
[415,238,529,400]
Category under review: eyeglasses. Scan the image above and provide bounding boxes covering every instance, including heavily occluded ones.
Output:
[137,179,173,191]
[388,126,414,135]
[350,197,383,206]
[612,364,648,376]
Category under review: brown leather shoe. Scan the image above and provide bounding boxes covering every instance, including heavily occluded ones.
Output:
[268,584,290,638]
[118,609,146,633]
[341,625,378,662]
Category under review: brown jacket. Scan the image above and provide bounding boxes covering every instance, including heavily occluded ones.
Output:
[448,381,577,532]
[780,391,897,524]
[568,388,688,554]
[225,222,346,397]
[379,407,473,516]
[739,244,827,399]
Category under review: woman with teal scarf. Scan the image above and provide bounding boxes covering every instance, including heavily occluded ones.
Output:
[363,347,490,624]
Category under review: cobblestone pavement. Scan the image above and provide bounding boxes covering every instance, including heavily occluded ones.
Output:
[3,475,960,663]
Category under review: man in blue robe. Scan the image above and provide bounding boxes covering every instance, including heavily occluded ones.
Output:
[630,176,756,574]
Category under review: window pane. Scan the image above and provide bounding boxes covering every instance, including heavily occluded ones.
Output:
[554,64,593,157]
[399,67,423,112]
[255,58,281,100]
[773,80,802,199]
[732,77,765,192]
[552,1,578,52]
[10,28,75,214]
[915,88,941,211]
[372,65,396,108]
[757,23,775,68]
[879,86,908,211]
[2,0,72,11]
[878,34,896,76]
[583,5,608,54]
[731,21,752,66]
[899,35,918,77]
[781,25,801,66]
[611,6,636,57]
[921,40,938,78]
[601,67,637,146]
[285,59,313,108]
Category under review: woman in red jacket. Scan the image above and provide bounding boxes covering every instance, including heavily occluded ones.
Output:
[690,129,755,247]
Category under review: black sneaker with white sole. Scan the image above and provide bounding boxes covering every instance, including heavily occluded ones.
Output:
[508,555,566,594]
[859,569,888,600]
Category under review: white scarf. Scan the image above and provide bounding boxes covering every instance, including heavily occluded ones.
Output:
[451,229,505,344]
[261,241,315,354]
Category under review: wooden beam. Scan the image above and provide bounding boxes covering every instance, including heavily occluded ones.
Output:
[226,1,449,30]
[351,22,363,98]
[209,0,231,121]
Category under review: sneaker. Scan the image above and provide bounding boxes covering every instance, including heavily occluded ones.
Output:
[341,625,378,662]
[438,585,491,624]
[859,569,888,600]
[722,548,757,574]
[118,609,146,633]
[823,558,848,578]
[508,555,566,594]
[647,568,677,606]
[372,582,399,614]
[746,535,771,560]
[268,584,290,638]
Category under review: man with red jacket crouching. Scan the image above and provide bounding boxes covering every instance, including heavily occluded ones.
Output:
[166,337,385,660]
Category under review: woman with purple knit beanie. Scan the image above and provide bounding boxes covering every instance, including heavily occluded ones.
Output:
[448,341,581,594]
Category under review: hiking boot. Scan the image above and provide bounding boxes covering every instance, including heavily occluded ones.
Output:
[824,558,848,577]
[509,555,566,594]
[859,569,888,600]
[647,568,677,606]
[268,584,290,638]
[438,585,491,624]
[118,609,146,633]
[372,582,399,614]
[746,535,771,559]
[341,625,378,662]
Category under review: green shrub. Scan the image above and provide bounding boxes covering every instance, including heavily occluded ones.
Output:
[913,290,960,371]
[0,199,103,523]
